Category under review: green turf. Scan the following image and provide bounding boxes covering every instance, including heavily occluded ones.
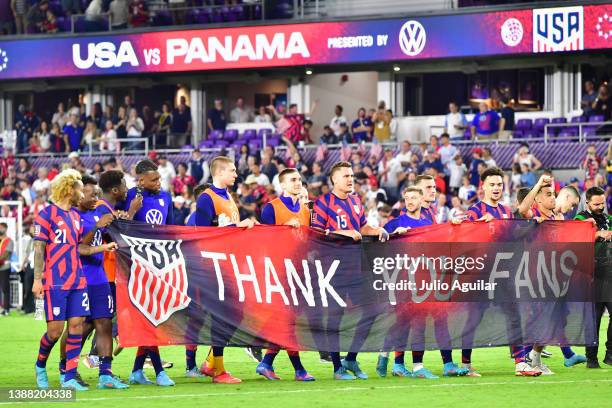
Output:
[0,313,610,407]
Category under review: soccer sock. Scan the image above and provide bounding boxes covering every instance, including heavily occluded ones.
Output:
[132,346,147,372]
[511,345,527,364]
[330,352,342,372]
[531,351,542,367]
[380,352,390,358]
[59,358,66,374]
[461,349,472,364]
[440,350,453,364]
[394,352,405,365]
[345,352,358,362]
[287,351,305,372]
[185,345,197,371]
[147,347,164,376]
[560,346,575,359]
[99,356,112,377]
[36,333,58,369]
[65,333,82,382]
[212,346,224,357]
[213,356,226,376]
[262,350,278,366]
[412,351,424,365]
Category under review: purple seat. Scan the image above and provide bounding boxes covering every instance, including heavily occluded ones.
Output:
[214,140,230,148]
[195,8,210,24]
[242,129,257,140]
[210,8,223,23]
[267,137,281,147]
[210,130,224,140]
[583,126,599,137]
[515,119,533,130]
[185,9,199,24]
[50,2,64,17]
[551,117,567,124]
[153,10,173,26]
[523,130,538,139]
[571,115,587,123]
[56,16,71,32]
[556,129,578,139]
[258,128,273,139]
[512,130,524,139]
[589,115,605,123]
[199,140,214,149]
[533,118,550,132]
[182,144,195,151]
[224,129,238,141]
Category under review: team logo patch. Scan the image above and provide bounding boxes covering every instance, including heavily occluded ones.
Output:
[53,307,60,316]
[121,235,191,326]
[398,20,426,56]
[501,18,524,47]
[159,199,165,207]
[145,209,164,225]
[353,205,361,215]
[34,225,41,237]
[533,6,584,52]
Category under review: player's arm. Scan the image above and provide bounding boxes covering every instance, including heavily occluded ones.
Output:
[80,214,115,246]
[32,240,46,299]
[126,192,143,220]
[361,224,389,242]
[78,242,118,256]
[260,203,276,226]
[382,218,405,235]
[195,194,215,226]
[518,175,550,218]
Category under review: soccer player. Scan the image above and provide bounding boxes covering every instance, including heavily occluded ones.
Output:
[33,169,116,391]
[256,168,315,381]
[414,175,437,224]
[464,167,541,377]
[195,156,256,384]
[72,175,128,389]
[311,161,389,380]
[122,160,175,387]
[575,187,612,368]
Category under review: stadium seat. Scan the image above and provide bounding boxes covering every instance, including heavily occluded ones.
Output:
[210,8,224,23]
[241,129,257,140]
[515,118,533,131]
[512,130,524,139]
[224,129,239,141]
[199,140,214,149]
[589,115,605,123]
[195,8,211,24]
[533,118,550,134]
[56,17,71,32]
[267,137,281,147]
[153,10,173,26]
[210,130,224,140]
[214,140,230,148]
[258,128,273,139]
[185,9,199,25]
[571,115,587,123]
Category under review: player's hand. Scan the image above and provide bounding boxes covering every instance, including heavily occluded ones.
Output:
[237,218,256,229]
[115,210,130,220]
[96,213,114,228]
[537,174,553,188]
[284,219,301,228]
[32,279,43,299]
[450,217,463,225]
[394,227,410,235]
[348,230,362,241]
[478,213,495,223]
[378,228,389,242]
[129,194,144,214]
[534,216,545,224]
[103,242,118,252]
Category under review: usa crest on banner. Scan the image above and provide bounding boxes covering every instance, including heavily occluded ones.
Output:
[533,6,584,52]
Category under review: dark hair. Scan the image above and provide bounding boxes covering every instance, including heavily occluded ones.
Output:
[81,175,97,186]
[329,161,352,181]
[586,186,606,202]
[289,103,297,109]
[336,105,343,113]
[516,187,531,205]
[177,162,188,171]
[480,167,505,182]
[279,168,300,183]
[440,133,450,139]
[98,170,124,193]
[194,183,210,199]
[135,159,158,175]
[560,185,580,200]
[304,119,313,126]
[0,222,7,229]
[415,174,434,185]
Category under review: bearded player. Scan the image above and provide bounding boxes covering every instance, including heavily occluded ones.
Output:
[312,161,388,380]
[254,168,315,381]
[464,167,541,377]
[33,170,116,391]
[195,156,256,384]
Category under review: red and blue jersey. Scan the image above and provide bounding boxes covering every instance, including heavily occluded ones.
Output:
[312,192,366,232]
[34,204,86,290]
[122,187,174,225]
[77,208,107,286]
[532,206,557,220]
[384,213,432,234]
[466,201,513,221]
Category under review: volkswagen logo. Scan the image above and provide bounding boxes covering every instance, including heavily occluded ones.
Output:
[398,20,426,56]
[145,209,164,225]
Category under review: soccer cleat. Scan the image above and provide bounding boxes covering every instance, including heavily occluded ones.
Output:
[128,369,154,385]
[295,369,315,381]
[333,367,356,380]
[82,355,100,369]
[515,362,542,377]
[256,363,280,380]
[534,364,554,375]
[341,359,368,379]
[200,362,215,377]
[462,364,482,377]
[62,378,89,391]
[144,358,173,370]
[604,351,612,366]
[443,362,469,377]
[412,368,439,379]
[59,374,64,385]
[185,367,207,379]
[376,355,389,378]
[75,372,89,387]
[319,352,333,364]
[564,354,587,367]
[156,371,175,386]
[97,374,129,389]
[586,359,601,369]
[245,347,263,363]
[391,363,412,377]
[213,371,242,384]
[35,365,49,389]
[541,349,552,358]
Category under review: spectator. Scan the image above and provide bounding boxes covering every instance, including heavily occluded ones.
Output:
[172,196,189,226]
[157,155,176,192]
[482,147,497,168]
[438,133,458,174]
[338,123,352,144]
[448,155,467,194]
[458,175,477,206]
[278,101,317,146]
[152,102,172,147]
[469,148,484,187]
[87,102,103,129]
[302,119,313,144]
[102,104,115,124]
[230,96,253,123]
[126,108,145,149]
[378,148,403,203]
[498,97,515,140]
[418,149,444,175]
[307,161,326,192]
[471,102,500,139]
[14,104,28,153]
[82,119,100,151]
[142,105,155,137]
[169,0,185,25]
[49,123,65,153]
[115,105,127,139]
[128,0,148,28]
[395,141,412,167]
[444,101,467,141]
[592,84,611,121]
[435,194,449,223]
[513,144,542,171]
[61,0,80,16]
[62,114,83,152]
[27,0,57,34]
[260,153,277,182]
[10,0,28,34]
[319,126,338,145]
[84,0,105,32]
[448,195,466,222]
[372,101,391,141]
[207,99,226,134]
[36,121,51,153]
[388,109,398,140]
[520,163,536,188]
[329,105,347,137]
[254,106,272,123]
[52,102,69,129]
[351,107,372,142]
[109,0,128,30]
[171,163,196,195]
[99,120,118,153]
[582,144,601,182]
[510,163,522,193]
[0,222,14,316]
[171,101,192,147]
[581,80,597,118]
[248,162,270,186]
[237,144,250,175]
[187,148,209,184]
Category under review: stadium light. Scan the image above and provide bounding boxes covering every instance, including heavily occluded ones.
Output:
[305,68,313,75]
[393,65,400,72]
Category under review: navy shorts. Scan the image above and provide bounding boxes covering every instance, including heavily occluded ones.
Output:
[44,288,90,321]
[87,283,114,321]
